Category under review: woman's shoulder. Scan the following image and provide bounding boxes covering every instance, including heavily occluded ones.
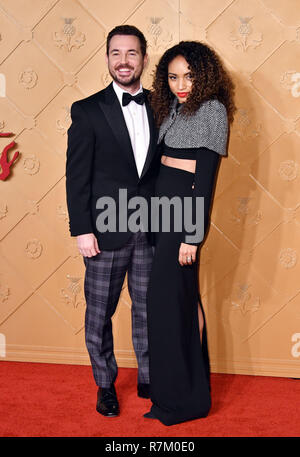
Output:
[190,99,228,156]
[159,97,228,155]
[195,98,227,121]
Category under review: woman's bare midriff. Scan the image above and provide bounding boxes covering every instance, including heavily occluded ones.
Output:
[161,155,196,174]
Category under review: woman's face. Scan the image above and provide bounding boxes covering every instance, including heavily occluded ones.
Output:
[168,55,193,104]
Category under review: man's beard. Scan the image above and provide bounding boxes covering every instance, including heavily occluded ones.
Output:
[108,65,143,87]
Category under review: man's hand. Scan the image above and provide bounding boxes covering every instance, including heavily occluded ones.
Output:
[178,242,197,266]
[77,233,100,257]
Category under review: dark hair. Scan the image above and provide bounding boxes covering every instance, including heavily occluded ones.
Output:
[150,40,236,126]
[106,25,147,57]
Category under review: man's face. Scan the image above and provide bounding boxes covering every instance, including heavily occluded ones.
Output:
[106,34,148,89]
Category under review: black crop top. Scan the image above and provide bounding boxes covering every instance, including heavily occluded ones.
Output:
[162,142,196,160]
[160,140,221,246]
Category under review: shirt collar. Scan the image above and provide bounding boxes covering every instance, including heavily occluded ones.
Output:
[113,81,143,106]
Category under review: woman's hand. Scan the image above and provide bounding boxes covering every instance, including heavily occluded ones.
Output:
[178,243,198,266]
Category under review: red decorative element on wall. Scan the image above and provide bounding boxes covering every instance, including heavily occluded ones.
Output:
[0,132,19,181]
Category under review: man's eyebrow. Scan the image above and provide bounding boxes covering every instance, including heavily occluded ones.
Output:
[110,48,139,53]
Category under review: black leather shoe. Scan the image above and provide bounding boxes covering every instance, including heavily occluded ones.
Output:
[96,384,119,417]
[137,383,150,399]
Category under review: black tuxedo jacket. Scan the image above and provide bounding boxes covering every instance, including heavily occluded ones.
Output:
[66,82,160,250]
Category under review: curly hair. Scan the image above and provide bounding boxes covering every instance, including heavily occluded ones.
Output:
[150,41,236,126]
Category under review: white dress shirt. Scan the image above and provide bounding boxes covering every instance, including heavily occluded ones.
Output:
[113,81,150,177]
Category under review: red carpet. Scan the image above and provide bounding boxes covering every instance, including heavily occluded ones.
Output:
[0,361,299,437]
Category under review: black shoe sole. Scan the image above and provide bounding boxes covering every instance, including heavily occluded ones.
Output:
[96,408,120,417]
[143,411,156,419]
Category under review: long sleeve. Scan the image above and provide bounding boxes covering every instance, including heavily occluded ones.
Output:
[182,147,220,246]
[66,101,95,236]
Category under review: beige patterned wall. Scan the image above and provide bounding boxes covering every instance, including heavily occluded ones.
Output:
[0,0,299,378]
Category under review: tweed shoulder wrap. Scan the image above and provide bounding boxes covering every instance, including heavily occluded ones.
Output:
[158,98,228,156]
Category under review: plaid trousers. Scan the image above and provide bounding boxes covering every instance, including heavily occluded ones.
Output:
[83,231,153,388]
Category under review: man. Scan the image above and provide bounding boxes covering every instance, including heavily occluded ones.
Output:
[66,25,159,417]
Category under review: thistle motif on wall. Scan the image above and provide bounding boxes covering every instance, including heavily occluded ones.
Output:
[147,17,173,52]
[230,17,263,52]
[53,18,86,52]
[229,196,262,226]
[57,204,69,222]
[60,275,85,308]
[227,282,260,316]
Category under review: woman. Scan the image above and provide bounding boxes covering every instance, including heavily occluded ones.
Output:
[144,41,236,425]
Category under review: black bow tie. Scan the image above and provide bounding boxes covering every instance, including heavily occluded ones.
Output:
[122,92,146,107]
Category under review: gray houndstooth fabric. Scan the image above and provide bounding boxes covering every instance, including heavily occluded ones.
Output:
[158,97,228,156]
[83,231,153,387]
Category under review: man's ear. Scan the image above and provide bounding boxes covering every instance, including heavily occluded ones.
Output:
[143,53,149,69]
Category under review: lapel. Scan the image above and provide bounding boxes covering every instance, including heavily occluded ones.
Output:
[97,83,157,181]
[139,89,157,181]
[97,82,139,177]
